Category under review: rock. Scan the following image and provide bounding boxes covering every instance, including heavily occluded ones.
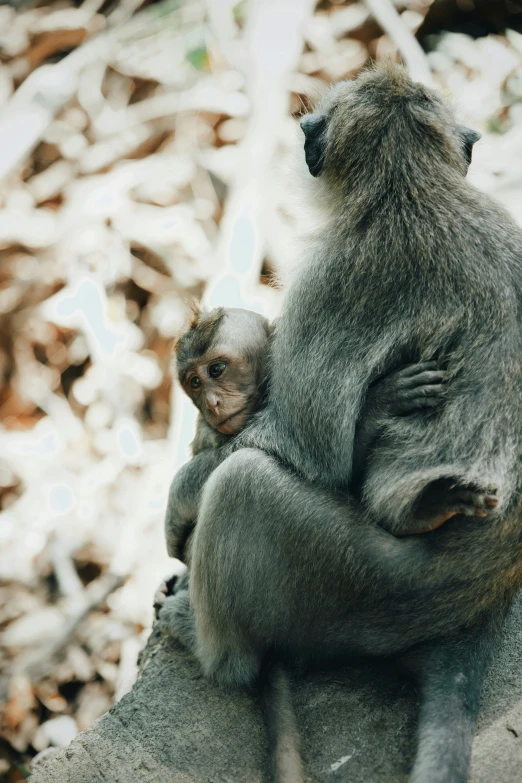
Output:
[29,595,522,782]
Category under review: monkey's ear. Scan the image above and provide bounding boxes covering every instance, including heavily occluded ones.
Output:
[187,300,201,329]
[458,125,482,168]
[300,114,327,177]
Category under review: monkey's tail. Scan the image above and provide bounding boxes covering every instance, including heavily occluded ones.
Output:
[260,660,306,783]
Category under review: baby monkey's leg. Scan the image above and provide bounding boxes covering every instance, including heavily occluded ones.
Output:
[389,365,498,534]
[393,363,498,530]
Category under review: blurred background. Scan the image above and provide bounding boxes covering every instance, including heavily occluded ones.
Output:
[1,0,522,778]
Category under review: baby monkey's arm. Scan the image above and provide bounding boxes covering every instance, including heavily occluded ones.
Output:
[165,445,228,562]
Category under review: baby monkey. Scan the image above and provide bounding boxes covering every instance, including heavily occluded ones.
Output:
[164,306,451,566]
[165,307,272,563]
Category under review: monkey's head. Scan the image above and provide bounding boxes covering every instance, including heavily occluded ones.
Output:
[300,62,481,185]
[175,307,271,435]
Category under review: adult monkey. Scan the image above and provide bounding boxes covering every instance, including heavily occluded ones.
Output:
[160,64,522,782]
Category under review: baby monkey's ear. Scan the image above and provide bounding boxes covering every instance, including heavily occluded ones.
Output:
[300,114,328,177]
[171,300,201,357]
[187,300,201,329]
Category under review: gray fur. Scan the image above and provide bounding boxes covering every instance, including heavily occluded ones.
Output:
[160,63,522,782]
[164,420,227,561]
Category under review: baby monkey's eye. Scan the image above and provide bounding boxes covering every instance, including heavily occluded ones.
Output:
[190,376,202,390]
[208,361,226,379]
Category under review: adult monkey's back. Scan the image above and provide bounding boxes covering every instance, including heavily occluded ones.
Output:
[163,64,522,782]
[274,65,521,531]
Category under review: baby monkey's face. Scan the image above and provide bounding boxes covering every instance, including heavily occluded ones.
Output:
[183,349,260,434]
[177,309,270,436]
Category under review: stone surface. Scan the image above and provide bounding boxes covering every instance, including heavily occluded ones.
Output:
[29,596,522,782]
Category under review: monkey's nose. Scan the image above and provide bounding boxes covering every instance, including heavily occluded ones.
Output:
[207,394,220,413]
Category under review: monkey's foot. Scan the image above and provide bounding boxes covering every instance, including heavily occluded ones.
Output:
[158,589,198,654]
[434,484,498,519]
[400,481,499,536]
[154,569,188,619]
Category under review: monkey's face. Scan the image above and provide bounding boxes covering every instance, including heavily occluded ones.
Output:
[176,309,270,436]
[181,350,262,435]
[176,308,272,435]
[300,66,481,180]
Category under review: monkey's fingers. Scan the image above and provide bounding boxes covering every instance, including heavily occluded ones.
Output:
[403,383,446,399]
[400,370,446,389]
[395,488,498,537]
[396,511,457,536]
[399,385,446,413]
[398,397,440,413]
[395,395,442,415]
[154,586,168,605]
[153,582,169,618]
[398,361,439,377]
[153,573,185,616]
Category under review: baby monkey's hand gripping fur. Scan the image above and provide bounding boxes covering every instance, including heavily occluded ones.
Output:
[354,362,499,535]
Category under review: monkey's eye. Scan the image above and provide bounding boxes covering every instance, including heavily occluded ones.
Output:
[208,362,226,379]
[190,376,202,390]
